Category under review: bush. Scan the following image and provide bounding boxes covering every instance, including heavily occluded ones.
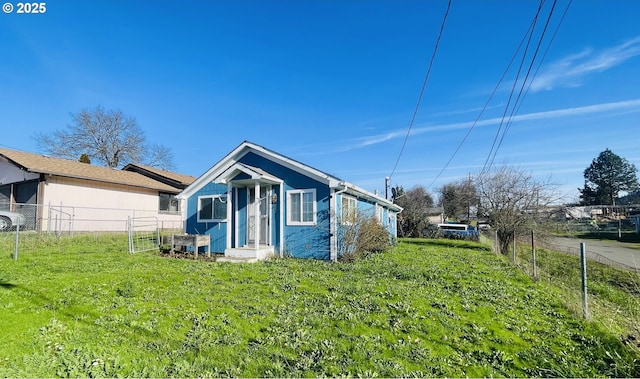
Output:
[338,215,392,262]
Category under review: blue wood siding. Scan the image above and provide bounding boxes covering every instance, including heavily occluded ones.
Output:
[238,152,331,259]
[184,149,398,260]
[185,181,228,253]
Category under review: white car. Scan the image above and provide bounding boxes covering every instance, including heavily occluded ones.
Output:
[0,211,27,231]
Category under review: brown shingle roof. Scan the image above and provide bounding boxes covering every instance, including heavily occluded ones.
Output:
[123,163,196,188]
[0,148,181,193]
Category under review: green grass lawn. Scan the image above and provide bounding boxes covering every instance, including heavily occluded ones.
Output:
[1,235,638,377]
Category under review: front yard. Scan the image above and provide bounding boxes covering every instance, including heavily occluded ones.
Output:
[0,235,638,377]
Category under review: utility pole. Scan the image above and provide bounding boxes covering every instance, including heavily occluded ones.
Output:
[467,172,472,224]
[385,177,389,200]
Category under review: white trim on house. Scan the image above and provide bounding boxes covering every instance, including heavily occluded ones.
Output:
[178,141,401,214]
[215,162,281,185]
[178,142,339,199]
[226,182,233,251]
[279,183,284,257]
[329,188,338,262]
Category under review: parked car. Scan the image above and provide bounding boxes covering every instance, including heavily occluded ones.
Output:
[478,222,491,231]
[437,223,480,241]
[0,211,27,231]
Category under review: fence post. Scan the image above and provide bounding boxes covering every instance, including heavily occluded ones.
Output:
[618,219,621,240]
[127,216,133,254]
[512,232,516,263]
[14,221,20,261]
[531,230,537,279]
[580,242,589,319]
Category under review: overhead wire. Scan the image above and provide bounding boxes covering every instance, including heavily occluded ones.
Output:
[424,5,544,191]
[388,0,452,181]
[500,0,573,147]
[486,0,559,171]
[479,0,547,176]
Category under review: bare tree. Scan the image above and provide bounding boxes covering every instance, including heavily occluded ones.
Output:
[476,166,559,254]
[145,144,176,171]
[34,106,174,170]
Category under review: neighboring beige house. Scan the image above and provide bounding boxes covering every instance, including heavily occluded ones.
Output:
[426,207,445,224]
[0,147,195,232]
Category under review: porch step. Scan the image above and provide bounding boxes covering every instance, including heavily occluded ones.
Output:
[216,256,260,263]
[224,246,274,260]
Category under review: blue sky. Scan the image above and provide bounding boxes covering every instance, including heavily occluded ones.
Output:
[1,0,639,202]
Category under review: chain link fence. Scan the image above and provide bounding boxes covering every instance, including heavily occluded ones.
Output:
[0,202,183,258]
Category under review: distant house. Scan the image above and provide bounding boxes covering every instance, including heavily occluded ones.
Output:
[0,147,195,232]
[426,207,445,224]
[177,141,402,261]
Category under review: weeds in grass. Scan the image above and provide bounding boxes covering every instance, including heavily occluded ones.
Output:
[0,235,639,377]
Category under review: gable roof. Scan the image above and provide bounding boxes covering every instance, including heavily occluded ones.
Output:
[178,141,402,211]
[123,163,196,189]
[0,147,183,193]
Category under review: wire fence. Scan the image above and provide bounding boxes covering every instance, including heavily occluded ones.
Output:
[485,231,640,342]
[539,240,640,272]
[0,202,183,258]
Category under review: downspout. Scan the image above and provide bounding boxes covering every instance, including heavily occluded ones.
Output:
[226,182,232,252]
[279,183,284,258]
[329,182,349,262]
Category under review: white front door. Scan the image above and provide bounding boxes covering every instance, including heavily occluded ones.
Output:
[247,186,270,245]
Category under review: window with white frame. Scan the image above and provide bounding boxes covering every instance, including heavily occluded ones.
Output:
[376,204,384,224]
[287,189,316,225]
[341,195,357,224]
[197,195,227,222]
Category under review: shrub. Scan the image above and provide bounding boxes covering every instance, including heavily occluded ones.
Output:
[338,215,392,262]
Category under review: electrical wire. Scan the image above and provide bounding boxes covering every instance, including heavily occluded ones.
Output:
[499,0,573,150]
[479,0,546,176]
[486,0,559,171]
[388,0,452,181]
[424,4,543,191]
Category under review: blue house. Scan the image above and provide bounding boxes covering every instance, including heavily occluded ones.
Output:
[177,141,402,261]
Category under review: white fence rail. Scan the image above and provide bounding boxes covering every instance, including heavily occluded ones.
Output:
[128,216,160,254]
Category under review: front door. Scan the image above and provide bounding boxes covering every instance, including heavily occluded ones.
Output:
[247,186,270,246]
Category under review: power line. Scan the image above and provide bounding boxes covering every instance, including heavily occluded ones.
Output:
[480,0,547,176]
[499,0,573,151]
[486,0,559,171]
[388,0,452,181]
[424,5,543,191]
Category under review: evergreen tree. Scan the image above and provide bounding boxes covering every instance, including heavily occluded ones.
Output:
[78,153,91,164]
[579,149,639,205]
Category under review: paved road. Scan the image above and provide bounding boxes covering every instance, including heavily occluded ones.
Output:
[548,237,640,270]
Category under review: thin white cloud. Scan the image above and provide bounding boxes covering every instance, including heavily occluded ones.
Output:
[290,98,640,156]
[531,36,640,92]
[351,98,640,150]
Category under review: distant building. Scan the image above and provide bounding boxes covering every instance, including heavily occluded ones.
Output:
[0,147,195,231]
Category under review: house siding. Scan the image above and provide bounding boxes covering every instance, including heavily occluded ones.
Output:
[179,142,402,261]
[42,177,184,232]
[185,181,228,252]
[238,152,331,259]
